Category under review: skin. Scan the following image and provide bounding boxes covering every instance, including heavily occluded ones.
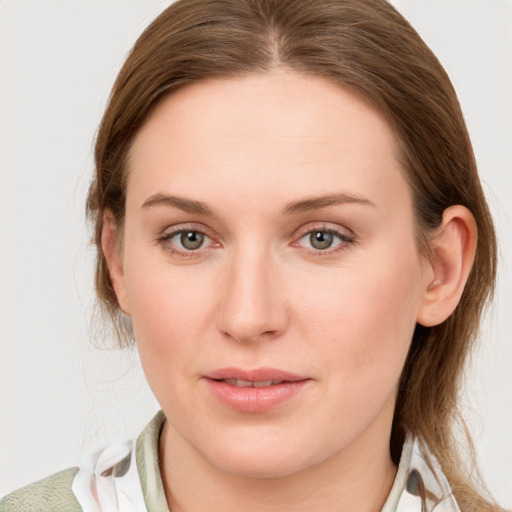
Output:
[102,69,477,512]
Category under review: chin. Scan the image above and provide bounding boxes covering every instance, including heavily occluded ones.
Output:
[203,432,322,479]
[212,453,308,479]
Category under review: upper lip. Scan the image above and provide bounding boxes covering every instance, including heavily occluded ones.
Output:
[204,367,309,382]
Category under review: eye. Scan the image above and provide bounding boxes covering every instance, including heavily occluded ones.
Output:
[308,230,336,250]
[295,227,354,253]
[177,230,205,250]
[158,228,214,254]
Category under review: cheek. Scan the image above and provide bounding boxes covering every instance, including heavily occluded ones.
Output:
[293,244,423,387]
[126,266,215,348]
[120,239,219,394]
[126,273,208,410]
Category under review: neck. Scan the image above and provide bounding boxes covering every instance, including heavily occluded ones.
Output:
[159,418,397,512]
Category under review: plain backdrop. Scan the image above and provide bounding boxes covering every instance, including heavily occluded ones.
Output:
[1,0,511,506]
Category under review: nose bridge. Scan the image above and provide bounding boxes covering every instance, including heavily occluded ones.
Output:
[217,240,286,342]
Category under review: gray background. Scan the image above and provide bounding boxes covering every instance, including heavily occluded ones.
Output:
[1,0,511,506]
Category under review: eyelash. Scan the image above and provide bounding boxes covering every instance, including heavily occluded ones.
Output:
[156,224,356,259]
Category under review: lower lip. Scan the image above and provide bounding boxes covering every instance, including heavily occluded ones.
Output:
[204,379,310,413]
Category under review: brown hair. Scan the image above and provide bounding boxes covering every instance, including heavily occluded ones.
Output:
[87,0,499,509]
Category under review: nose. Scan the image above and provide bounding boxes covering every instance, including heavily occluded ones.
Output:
[216,245,288,343]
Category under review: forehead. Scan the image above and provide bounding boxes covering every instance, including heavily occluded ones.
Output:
[126,69,409,214]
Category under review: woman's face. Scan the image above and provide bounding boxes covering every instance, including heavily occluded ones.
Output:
[114,70,433,477]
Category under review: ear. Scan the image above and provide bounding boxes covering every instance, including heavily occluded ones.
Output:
[101,210,130,315]
[416,205,477,327]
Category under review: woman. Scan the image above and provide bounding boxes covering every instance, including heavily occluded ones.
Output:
[1,0,507,511]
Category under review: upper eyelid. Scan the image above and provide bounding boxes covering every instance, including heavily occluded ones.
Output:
[160,223,215,238]
[292,221,354,239]
[299,229,349,241]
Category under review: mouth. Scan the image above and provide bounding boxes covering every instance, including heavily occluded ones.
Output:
[218,378,288,388]
[203,368,311,413]
[204,367,308,386]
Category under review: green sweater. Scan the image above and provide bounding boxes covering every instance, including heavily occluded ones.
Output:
[0,411,169,512]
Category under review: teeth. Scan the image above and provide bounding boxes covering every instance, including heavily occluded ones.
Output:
[236,379,253,387]
[222,379,282,387]
[253,380,273,388]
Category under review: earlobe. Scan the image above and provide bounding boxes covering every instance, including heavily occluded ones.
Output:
[101,210,130,315]
[417,205,477,327]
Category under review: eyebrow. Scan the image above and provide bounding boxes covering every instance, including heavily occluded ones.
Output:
[282,193,376,215]
[141,193,215,216]
[141,191,376,217]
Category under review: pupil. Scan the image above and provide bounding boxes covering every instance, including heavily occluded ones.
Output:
[310,231,333,250]
[181,231,204,250]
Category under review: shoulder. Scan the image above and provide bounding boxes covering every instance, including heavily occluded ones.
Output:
[0,468,82,512]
